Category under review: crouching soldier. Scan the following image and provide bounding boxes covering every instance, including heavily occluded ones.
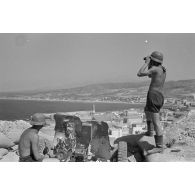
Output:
[19,113,47,162]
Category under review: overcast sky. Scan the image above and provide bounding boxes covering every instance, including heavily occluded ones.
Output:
[0,33,195,92]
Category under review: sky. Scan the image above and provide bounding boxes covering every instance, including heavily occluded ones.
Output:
[1,33,195,92]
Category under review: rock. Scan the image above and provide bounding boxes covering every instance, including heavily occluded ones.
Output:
[42,158,60,162]
[6,130,23,144]
[145,149,186,162]
[0,148,9,159]
[145,153,166,162]
[0,120,30,135]
[0,120,30,144]
[11,145,18,151]
[0,152,19,162]
[0,132,15,149]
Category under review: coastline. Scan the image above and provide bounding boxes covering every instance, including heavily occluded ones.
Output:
[0,97,145,105]
[0,98,146,121]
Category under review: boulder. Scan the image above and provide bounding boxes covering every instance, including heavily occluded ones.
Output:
[6,130,23,144]
[11,145,18,151]
[145,149,186,162]
[0,152,19,162]
[0,148,9,159]
[0,120,30,135]
[0,120,30,144]
[0,132,15,149]
[145,153,184,162]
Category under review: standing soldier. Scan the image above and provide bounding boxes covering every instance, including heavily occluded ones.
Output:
[137,51,166,154]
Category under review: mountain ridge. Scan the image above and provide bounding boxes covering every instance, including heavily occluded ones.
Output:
[1,79,195,99]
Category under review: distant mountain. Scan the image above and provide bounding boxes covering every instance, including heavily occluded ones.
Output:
[164,79,195,97]
[1,79,195,99]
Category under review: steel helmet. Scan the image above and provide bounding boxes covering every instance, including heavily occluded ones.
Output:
[30,113,46,126]
[150,51,163,63]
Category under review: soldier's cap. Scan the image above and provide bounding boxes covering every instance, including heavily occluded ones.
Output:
[150,51,163,63]
[29,113,47,126]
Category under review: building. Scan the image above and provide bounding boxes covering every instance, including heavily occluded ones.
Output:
[132,126,147,135]
[110,127,123,138]
[126,110,143,124]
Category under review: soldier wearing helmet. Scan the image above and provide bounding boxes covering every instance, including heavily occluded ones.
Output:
[137,51,166,154]
[19,113,48,162]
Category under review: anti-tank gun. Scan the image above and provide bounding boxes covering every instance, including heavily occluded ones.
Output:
[52,113,111,162]
[53,114,89,161]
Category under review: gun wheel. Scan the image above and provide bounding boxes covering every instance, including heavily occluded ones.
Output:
[118,141,128,162]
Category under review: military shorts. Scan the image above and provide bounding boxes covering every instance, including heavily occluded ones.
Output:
[144,90,164,113]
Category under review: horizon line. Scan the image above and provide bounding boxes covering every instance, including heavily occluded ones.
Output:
[1,78,195,93]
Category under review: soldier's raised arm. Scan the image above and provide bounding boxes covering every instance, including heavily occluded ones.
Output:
[137,56,156,77]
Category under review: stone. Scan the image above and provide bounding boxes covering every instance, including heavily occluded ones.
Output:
[11,145,18,151]
[0,148,9,159]
[0,152,19,162]
[145,151,186,162]
[6,130,23,144]
[0,132,15,149]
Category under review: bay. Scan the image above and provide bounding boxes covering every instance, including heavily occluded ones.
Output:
[0,99,144,121]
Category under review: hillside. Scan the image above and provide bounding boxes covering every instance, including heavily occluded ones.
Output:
[1,79,195,100]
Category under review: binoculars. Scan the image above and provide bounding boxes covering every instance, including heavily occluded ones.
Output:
[143,56,151,61]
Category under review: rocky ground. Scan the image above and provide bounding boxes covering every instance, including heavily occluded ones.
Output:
[1,110,195,162]
[0,119,55,162]
[145,110,195,161]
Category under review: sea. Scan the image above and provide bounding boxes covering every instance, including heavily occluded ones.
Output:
[0,99,144,121]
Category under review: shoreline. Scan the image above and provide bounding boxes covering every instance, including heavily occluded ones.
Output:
[0,97,145,105]
[0,98,146,121]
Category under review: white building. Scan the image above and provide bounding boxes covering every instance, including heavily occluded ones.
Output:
[110,127,123,138]
[132,126,147,135]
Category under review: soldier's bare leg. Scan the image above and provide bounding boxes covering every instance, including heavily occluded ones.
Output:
[151,113,163,136]
[145,111,155,136]
[147,112,164,154]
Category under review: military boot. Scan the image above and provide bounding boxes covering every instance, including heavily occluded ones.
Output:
[144,121,155,136]
[147,135,164,155]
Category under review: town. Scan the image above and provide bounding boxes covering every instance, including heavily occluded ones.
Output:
[56,95,195,147]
